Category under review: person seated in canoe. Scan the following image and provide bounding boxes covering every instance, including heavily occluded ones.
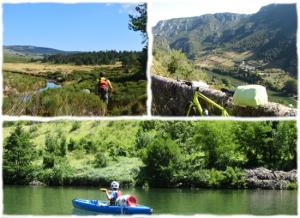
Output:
[105,181,122,206]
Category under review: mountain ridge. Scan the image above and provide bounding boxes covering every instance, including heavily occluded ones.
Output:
[153,3,297,76]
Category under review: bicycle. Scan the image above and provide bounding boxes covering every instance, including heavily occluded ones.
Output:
[186,86,229,117]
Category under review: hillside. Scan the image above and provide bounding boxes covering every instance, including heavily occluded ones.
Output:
[153,4,297,76]
[3,45,76,62]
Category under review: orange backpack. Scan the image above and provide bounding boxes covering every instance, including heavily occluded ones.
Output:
[99,77,107,89]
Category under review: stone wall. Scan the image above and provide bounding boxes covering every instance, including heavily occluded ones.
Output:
[151,74,297,117]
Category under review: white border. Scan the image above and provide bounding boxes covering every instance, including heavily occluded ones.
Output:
[0,0,299,217]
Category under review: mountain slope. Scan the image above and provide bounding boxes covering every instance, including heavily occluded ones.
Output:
[3,45,77,62]
[153,4,297,76]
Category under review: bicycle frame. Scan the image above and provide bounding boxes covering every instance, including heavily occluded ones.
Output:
[186,88,229,116]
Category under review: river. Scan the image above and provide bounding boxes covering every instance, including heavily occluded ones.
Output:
[4,186,297,215]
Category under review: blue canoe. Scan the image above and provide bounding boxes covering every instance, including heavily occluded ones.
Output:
[72,198,153,215]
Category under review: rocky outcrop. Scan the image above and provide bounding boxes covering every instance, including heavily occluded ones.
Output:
[29,180,46,186]
[245,168,297,190]
[151,74,297,117]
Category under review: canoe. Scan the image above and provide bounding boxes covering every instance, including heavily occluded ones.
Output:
[72,198,153,215]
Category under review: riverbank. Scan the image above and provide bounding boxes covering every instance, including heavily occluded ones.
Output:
[23,167,297,190]
[4,121,297,190]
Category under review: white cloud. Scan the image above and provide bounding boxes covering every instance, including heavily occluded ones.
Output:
[150,0,297,27]
[118,3,137,15]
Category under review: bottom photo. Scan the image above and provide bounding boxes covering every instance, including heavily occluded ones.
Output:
[3,120,297,215]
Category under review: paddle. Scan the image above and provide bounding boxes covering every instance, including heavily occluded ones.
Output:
[100,188,108,192]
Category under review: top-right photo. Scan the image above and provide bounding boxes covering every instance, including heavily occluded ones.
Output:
[151,0,297,117]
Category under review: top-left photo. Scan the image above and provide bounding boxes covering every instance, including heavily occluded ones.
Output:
[2,2,147,116]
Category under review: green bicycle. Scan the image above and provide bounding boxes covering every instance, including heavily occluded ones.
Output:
[186,87,229,116]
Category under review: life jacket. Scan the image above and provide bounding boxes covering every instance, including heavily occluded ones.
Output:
[110,191,122,205]
[117,191,122,198]
[99,77,108,89]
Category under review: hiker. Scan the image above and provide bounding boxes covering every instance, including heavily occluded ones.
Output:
[106,181,122,206]
[97,71,113,104]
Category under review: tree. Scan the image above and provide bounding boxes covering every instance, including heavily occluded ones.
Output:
[235,122,274,168]
[3,124,36,184]
[129,3,147,45]
[142,137,182,187]
[283,79,297,95]
[194,122,242,169]
[129,3,148,75]
[272,121,297,170]
[167,50,194,78]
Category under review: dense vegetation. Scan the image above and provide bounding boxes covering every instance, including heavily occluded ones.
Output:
[3,120,296,189]
[42,51,142,67]
[3,64,146,116]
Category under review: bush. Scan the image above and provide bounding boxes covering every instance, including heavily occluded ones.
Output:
[94,151,108,168]
[70,121,81,132]
[283,79,297,95]
[142,137,182,187]
[68,138,77,151]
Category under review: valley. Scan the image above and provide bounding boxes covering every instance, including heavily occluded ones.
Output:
[152,3,297,108]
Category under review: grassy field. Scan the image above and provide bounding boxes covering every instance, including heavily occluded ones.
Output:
[195,50,253,69]
[3,62,147,116]
[3,62,119,75]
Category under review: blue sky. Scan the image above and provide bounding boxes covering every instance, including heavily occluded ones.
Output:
[3,3,144,51]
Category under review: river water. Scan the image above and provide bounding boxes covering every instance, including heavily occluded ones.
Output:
[4,186,297,215]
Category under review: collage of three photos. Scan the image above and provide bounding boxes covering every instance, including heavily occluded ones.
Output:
[2,0,298,216]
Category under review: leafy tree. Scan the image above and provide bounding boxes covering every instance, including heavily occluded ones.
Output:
[129,3,147,45]
[194,122,243,169]
[142,137,182,187]
[283,79,297,95]
[235,122,274,168]
[3,124,36,184]
[272,121,297,170]
[129,3,148,75]
[167,50,194,78]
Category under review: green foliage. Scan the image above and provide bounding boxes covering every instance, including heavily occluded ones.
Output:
[167,50,194,78]
[60,135,67,157]
[129,3,148,45]
[283,79,297,95]
[142,137,182,187]
[3,124,36,184]
[3,120,297,189]
[287,182,297,190]
[44,50,142,65]
[67,138,77,151]
[3,64,147,116]
[94,151,108,168]
[70,121,81,132]
[194,122,244,169]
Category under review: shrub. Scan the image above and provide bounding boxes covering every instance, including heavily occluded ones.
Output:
[70,121,81,132]
[68,138,77,151]
[142,137,182,187]
[283,79,297,95]
[94,151,108,168]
